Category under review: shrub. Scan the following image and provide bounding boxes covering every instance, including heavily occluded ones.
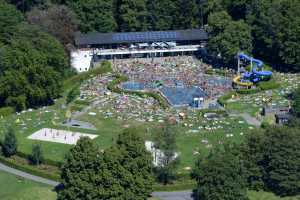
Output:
[258,80,280,90]
[218,91,236,106]
[29,144,44,165]
[0,107,15,117]
[236,88,261,94]
[2,127,17,157]
[66,85,80,104]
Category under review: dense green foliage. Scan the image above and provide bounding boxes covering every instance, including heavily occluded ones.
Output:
[66,85,80,105]
[0,0,69,111]
[29,144,44,165]
[27,5,79,46]
[66,0,116,33]
[2,127,18,157]
[58,130,154,200]
[193,146,248,200]
[292,88,300,117]
[241,127,300,196]
[203,0,300,70]
[207,11,252,64]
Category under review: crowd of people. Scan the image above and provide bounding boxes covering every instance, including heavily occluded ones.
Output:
[114,56,233,99]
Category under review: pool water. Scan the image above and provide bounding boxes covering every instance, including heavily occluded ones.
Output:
[160,87,207,107]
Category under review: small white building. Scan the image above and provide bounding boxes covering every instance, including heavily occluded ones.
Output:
[70,50,93,72]
[145,141,178,167]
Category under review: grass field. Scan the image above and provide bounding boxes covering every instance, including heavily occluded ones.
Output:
[0,171,56,200]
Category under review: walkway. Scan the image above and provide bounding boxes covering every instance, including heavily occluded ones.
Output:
[152,190,193,200]
[229,112,261,127]
[0,163,59,187]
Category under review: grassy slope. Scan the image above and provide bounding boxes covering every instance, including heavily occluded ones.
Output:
[0,171,56,200]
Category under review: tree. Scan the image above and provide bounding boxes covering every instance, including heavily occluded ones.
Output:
[207,11,252,65]
[66,0,116,33]
[29,143,44,165]
[0,3,69,111]
[6,0,49,12]
[193,147,248,200]
[0,0,23,40]
[241,126,300,196]
[2,127,18,157]
[173,0,198,29]
[240,130,265,190]
[154,124,179,185]
[116,0,148,32]
[292,88,300,117]
[66,85,80,105]
[114,128,154,199]
[58,131,154,200]
[146,0,176,30]
[261,127,300,196]
[57,137,101,200]
[27,5,79,46]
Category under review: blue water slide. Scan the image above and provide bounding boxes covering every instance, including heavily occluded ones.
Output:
[238,53,272,78]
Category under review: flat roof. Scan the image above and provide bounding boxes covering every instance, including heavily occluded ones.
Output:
[75,29,208,46]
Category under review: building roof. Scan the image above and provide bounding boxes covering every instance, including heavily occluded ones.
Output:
[75,29,208,46]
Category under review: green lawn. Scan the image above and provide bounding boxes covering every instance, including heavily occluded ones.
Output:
[0,171,56,200]
[248,191,300,200]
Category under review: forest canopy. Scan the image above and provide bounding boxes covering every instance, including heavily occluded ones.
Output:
[0,0,69,111]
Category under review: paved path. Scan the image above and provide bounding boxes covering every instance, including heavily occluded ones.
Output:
[152,190,193,200]
[229,112,261,127]
[0,163,59,187]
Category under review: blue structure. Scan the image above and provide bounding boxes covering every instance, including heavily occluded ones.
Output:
[238,53,272,83]
[160,87,207,107]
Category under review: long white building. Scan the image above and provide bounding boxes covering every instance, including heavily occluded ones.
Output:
[71,29,208,72]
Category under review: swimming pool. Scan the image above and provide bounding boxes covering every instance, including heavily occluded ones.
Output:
[160,87,207,107]
[121,82,146,90]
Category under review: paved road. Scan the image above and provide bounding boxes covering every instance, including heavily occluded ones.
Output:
[152,190,193,200]
[0,163,59,187]
[0,162,194,200]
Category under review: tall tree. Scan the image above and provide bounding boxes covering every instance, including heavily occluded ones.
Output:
[207,11,252,65]
[29,143,44,165]
[0,0,23,39]
[2,127,18,157]
[116,0,148,32]
[6,0,49,12]
[292,88,300,118]
[173,0,198,29]
[58,131,154,200]
[261,127,300,196]
[193,147,248,200]
[146,0,176,30]
[67,0,116,33]
[57,137,101,200]
[27,5,79,46]
[114,128,154,199]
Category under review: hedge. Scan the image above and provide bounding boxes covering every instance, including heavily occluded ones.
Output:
[257,80,280,90]
[0,155,61,182]
[73,99,90,106]
[107,74,169,109]
[70,104,84,112]
[0,107,15,117]
[236,88,261,94]
[218,91,237,106]
[16,151,63,167]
